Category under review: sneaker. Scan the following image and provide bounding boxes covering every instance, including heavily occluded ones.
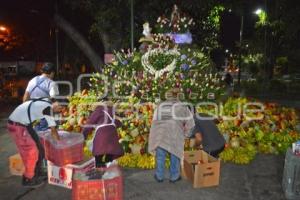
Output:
[22,176,45,188]
[169,176,181,183]
[154,174,163,183]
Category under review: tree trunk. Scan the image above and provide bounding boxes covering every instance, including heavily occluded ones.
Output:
[99,32,111,53]
[53,14,103,72]
[99,31,122,53]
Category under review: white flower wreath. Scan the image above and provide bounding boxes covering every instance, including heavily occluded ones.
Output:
[141,48,180,79]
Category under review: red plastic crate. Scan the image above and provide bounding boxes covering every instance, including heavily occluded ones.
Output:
[72,166,123,200]
[42,131,84,166]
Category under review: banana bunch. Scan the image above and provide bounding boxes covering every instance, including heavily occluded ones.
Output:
[257,143,276,154]
[220,144,257,164]
[245,143,257,156]
[232,149,252,164]
[117,153,171,169]
[137,154,155,169]
[83,146,93,158]
[219,148,234,162]
[117,153,139,168]
[232,146,256,164]
[83,133,94,158]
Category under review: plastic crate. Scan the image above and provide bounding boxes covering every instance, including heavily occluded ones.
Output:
[41,130,84,166]
[282,148,300,200]
[72,166,123,200]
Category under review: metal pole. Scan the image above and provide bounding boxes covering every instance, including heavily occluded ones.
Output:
[55,28,59,75]
[264,0,267,82]
[237,15,244,88]
[130,0,134,50]
[55,0,59,75]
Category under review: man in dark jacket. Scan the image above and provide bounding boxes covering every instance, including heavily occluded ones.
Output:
[191,113,225,157]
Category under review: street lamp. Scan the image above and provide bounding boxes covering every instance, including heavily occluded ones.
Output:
[0,26,7,32]
[0,25,9,40]
[237,8,266,89]
[254,7,267,84]
[255,8,263,15]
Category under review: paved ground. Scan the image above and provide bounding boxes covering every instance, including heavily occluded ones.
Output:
[0,101,289,200]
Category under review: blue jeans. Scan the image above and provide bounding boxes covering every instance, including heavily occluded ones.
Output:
[155,147,180,181]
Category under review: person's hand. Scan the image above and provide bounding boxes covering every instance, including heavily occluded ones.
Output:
[194,132,202,147]
[51,128,60,141]
[52,134,60,141]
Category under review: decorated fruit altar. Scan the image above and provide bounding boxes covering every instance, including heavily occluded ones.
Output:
[60,5,300,168]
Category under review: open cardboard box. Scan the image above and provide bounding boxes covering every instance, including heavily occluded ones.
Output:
[182,150,220,188]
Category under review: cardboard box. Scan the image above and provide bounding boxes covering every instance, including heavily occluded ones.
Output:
[182,150,220,188]
[47,157,95,189]
[9,154,25,176]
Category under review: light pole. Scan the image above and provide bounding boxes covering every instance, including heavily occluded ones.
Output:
[254,7,267,84]
[130,0,134,50]
[237,15,244,88]
[237,8,266,89]
[55,0,60,76]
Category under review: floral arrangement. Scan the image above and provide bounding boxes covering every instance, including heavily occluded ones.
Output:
[141,48,180,79]
[152,33,175,48]
[94,47,224,103]
[155,5,195,34]
[60,45,225,167]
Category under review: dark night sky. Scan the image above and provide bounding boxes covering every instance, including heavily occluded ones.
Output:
[0,0,55,60]
[0,0,263,61]
[0,0,54,35]
[0,0,95,61]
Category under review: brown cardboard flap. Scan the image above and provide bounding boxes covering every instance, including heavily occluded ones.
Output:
[194,160,220,188]
[183,160,194,182]
[184,150,209,164]
[207,154,218,162]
